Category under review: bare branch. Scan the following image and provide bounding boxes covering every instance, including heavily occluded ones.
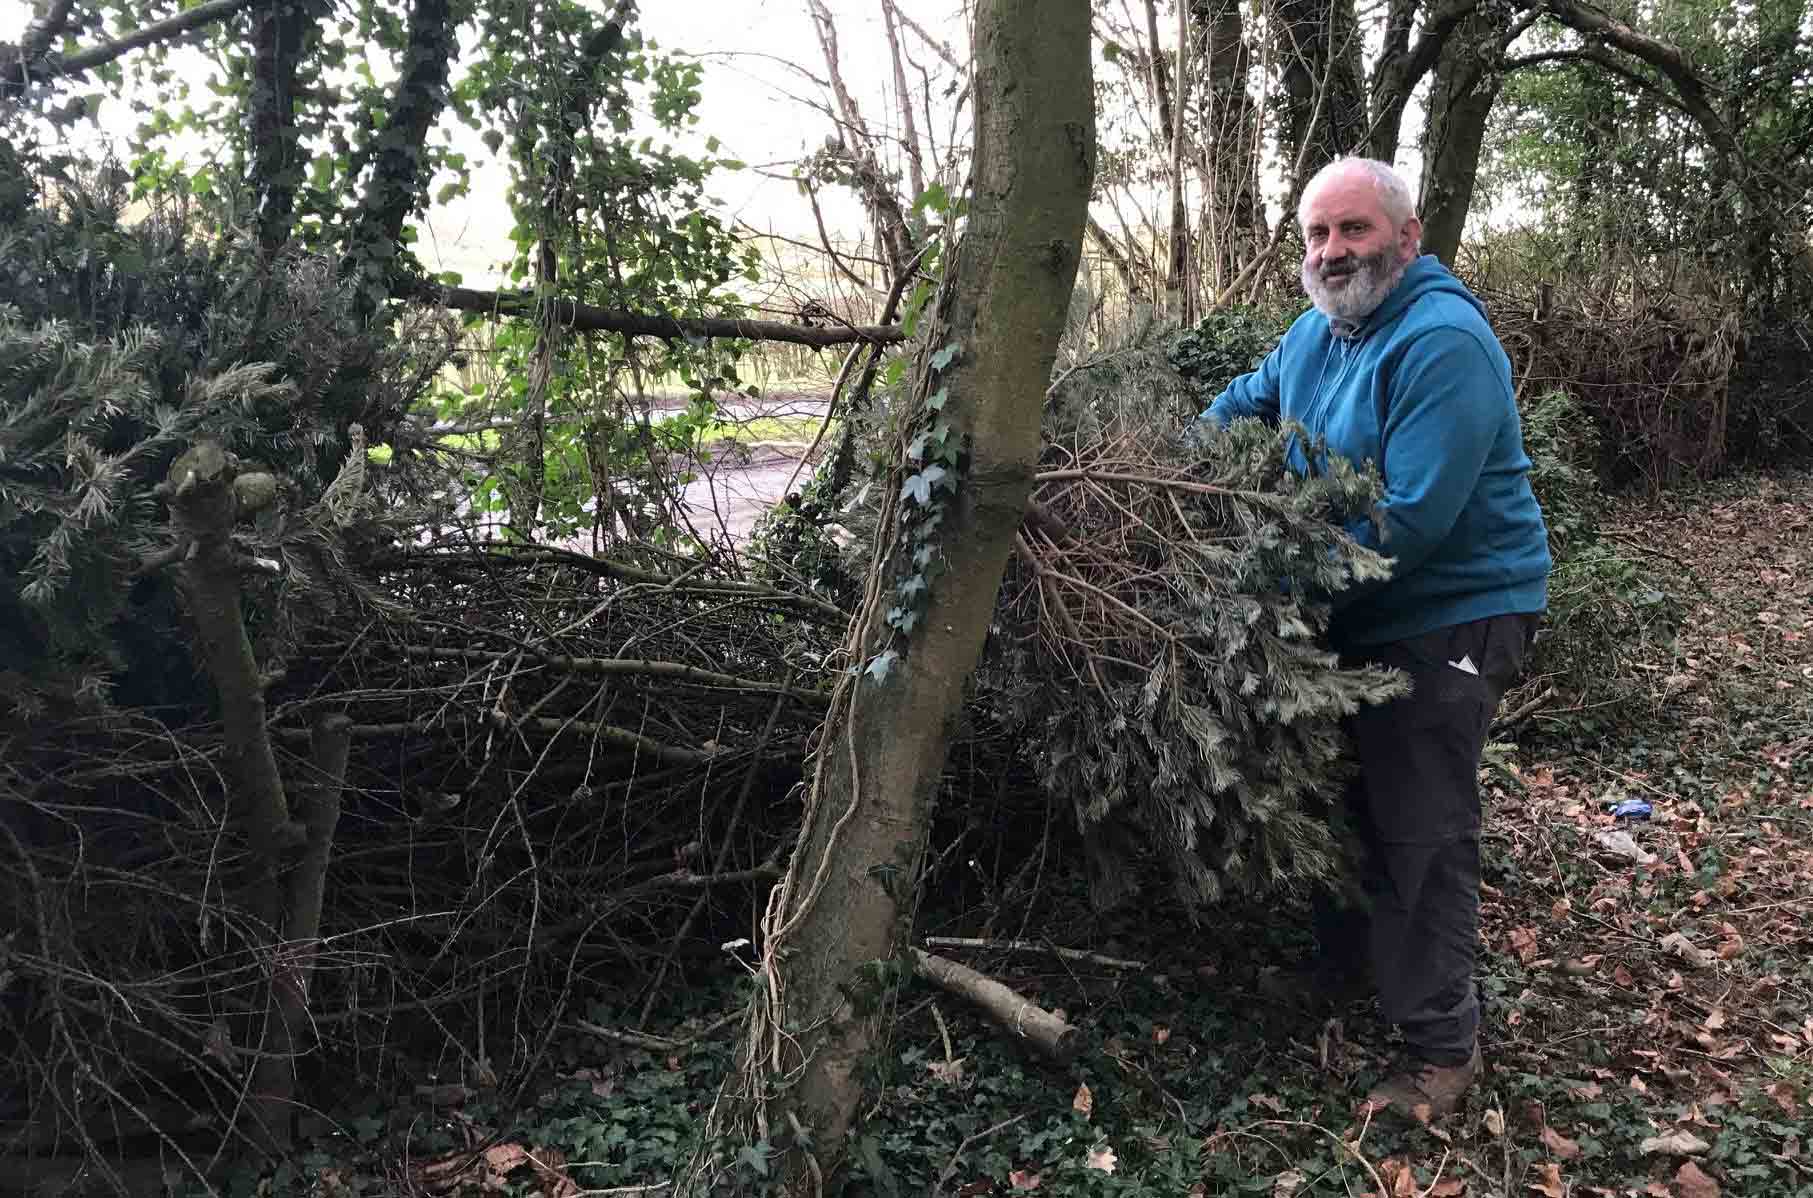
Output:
[418,281,906,349]
[1500,47,1693,117]
[3,0,260,102]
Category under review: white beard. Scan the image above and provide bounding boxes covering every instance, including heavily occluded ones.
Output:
[1302,248,1408,326]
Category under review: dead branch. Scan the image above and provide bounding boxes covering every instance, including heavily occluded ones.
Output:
[421,283,905,349]
[910,949,1082,1064]
[387,645,831,708]
[922,937,1148,970]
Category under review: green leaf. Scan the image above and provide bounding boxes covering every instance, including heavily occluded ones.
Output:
[736,1144,770,1178]
[913,181,950,215]
[864,650,899,685]
[926,387,948,412]
[930,342,962,371]
[854,1135,898,1198]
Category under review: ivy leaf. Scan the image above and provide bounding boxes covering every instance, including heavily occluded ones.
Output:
[905,432,929,464]
[898,574,927,600]
[930,342,962,372]
[901,464,947,506]
[926,387,948,412]
[864,650,899,685]
[899,607,920,635]
[737,1144,770,1179]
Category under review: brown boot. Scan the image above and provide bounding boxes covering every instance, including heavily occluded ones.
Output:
[1360,1042,1482,1123]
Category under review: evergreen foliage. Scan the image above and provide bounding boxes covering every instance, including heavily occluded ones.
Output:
[986,335,1406,911]
[0,139,453,715]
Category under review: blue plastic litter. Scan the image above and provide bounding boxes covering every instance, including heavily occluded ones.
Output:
[1610,798,1653,820]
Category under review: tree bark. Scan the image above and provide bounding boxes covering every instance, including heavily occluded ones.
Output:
[253,712,351,1151]
[1192,0,1263,293]
[343,0,457,318]
[1367,0,1482,162]
[159,443,300,1149]
[250,0,319,254]
[1271,0,1369,189]
[689,0,1094,1190]
[1165,0,1194,322]
[1416,4,1513,264]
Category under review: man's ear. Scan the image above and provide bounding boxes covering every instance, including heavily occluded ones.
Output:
[1400,217,1424,259]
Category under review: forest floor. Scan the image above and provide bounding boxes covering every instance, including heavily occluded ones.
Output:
[296,470,1812,1198]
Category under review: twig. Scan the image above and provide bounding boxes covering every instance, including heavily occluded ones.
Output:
[933,1114,1028,1198]
[923,936,1147,970]
[635,681,793,1029]
[1493,684,1557,733]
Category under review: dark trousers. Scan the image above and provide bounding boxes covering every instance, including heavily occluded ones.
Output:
[1314,613,1538,1064]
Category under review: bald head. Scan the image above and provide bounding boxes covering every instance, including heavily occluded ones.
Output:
[1299,158,1418,232]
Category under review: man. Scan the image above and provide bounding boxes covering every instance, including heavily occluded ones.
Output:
[1197,157,1551,1119]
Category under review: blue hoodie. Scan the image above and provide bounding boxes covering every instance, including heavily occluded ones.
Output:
[1202,254,1550,648]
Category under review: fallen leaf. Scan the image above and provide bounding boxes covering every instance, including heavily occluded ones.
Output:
[1249,1092,1284,1114]
[1764,1082,1799,1117]
[1509,926,1541,963]
[1529,1161,1565,1197]
[1660,931,1713,969]
[1083,1144,1116,1174]
[1567,1081,1603,1101]
[483,1143,529,1173]
[928,1057,967,1085]
[1484,1108,1507,1137]
[1702,1009,1726,1031]
[959,1180,996,1197]
[1374,1157,1419,1198]
[1542,1125,1583,1160]
[1431,1180,1467,1197]
[1614,964,1637,987]
[1630,1074,1649,1094]
[1153,1024,1171,1045]
[1072,1082,1093,1119]
[1675,1160,1720,1198]
[1640,1131,1711,1157]
[1008,1168,1041,1191]
[1644,1185,1672,1198]
[1270,1168,1306,1198]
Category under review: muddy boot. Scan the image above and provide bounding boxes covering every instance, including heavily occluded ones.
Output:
[1361,1041,1483,1123]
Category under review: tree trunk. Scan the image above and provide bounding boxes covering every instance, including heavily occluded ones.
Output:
[687,1,1094,1191]
[1271,0,1368,190]
[1165,0,1194,321]
[249,0,317,254]
[343,0,457,319]
[1416,5,1510,265]
[160,444,302,1150]
[1192,0,1262,293]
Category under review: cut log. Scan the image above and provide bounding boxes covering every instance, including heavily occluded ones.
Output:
[910,948,1082,1064]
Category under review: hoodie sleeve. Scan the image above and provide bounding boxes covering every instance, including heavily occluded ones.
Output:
[1330,326,1502,610]
[1200,339,1285,429]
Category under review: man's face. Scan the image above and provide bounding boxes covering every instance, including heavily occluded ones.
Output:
[1299,171,1419,323]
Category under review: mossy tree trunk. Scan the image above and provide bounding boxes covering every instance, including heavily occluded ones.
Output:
[694,1,1095,1191]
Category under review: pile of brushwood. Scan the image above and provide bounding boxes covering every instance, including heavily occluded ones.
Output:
[1,155,1407,1183]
